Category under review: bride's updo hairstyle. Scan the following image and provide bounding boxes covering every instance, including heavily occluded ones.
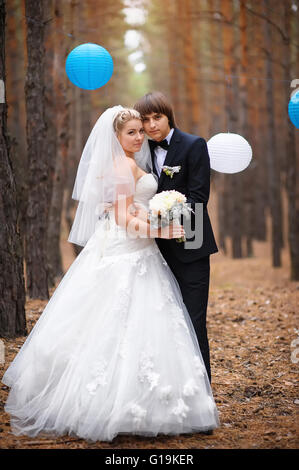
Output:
[113,108,141,134]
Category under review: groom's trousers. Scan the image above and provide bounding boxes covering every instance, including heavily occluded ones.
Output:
[162,253,212,383]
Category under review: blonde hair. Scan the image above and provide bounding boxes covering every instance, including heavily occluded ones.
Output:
[113,108,141,134]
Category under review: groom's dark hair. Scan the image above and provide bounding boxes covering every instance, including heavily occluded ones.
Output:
[134,91,177,129]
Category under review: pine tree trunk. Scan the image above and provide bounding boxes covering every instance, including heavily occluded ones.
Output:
[164,0,182,126]
[247,0,267,243]
[210,0,227,253]
[6,0,28,257]
[263,0,282,267]
[25,0,49,298]
[0,0,26,337]
[222,0,242,258]
[64,0,83,258]
[47,0,70,285]
[239,0,254,257]
[44,0,57,287]
[283,1,299,280]
[179,0,201,134]
[209,0,225,135]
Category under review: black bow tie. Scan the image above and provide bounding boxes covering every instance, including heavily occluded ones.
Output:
[149,139,169,151]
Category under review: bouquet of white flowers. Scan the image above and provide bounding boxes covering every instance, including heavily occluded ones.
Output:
[148,190,193,242]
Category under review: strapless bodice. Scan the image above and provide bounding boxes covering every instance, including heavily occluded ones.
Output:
[133,173,158,209]
[91,173,158,258]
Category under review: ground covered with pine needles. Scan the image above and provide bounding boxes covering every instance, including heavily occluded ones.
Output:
[0,241,298,449]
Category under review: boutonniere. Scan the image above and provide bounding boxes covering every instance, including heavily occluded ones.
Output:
[162,165,181,178]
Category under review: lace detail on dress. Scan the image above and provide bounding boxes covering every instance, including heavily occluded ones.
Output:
[161,278,175,303]
[138,351,160,391]
[207,396,217,412]
[86,358,108,394]
[171,305,188,332]
[158,385,173,405]
[101,243,160,265]
[135,257,147,276]
[111,281,131,359]
[110,279,131,321]
[160,256,168,266]
[194,355,206,377]
[138,262,147,276]
[130,403,147,428]
[119,334,129,359]
[169,304,189,348]
[183,379,200,397]
[171,398,190,423]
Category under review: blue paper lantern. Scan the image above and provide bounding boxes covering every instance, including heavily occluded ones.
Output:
[288,90,299,128]
[65,43,114,90]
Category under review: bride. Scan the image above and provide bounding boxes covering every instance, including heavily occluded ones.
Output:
[2,106,219,442]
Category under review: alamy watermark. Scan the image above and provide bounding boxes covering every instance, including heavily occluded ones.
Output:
[98,199,204,250]
[290,78,299,99]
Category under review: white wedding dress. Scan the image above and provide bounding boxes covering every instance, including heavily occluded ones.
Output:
[2,173,219,442]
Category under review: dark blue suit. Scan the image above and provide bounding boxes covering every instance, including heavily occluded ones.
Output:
[149,127,218,381]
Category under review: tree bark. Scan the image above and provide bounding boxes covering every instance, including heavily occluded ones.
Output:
[283,1,299,280]
[247,0,268,243]
[0,0,26,337]
[44,0,57,287]
[208,0,227,253]
[6,0,28,256]
[25,0,49,298]
[64,0,84,258]
[239,0,254,257]
[263,0,282,267]
[164,0,182,127]
[47,0,70,285]
[222,0,242,258]
[179,0,201,134]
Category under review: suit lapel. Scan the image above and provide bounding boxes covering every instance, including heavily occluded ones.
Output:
[148,140,158,177]
[158,128,181,191]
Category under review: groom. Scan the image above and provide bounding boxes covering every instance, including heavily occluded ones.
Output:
[134,91,218,383]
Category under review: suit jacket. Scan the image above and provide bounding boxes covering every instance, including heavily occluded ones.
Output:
[149,127,218,263]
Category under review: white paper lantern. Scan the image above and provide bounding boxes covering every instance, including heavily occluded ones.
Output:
[207,133,252,174]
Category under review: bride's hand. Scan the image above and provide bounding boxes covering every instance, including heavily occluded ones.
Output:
[159,223,185,239]
[132,203,149,222]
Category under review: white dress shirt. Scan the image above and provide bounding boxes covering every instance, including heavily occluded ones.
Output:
[154,128,174,177]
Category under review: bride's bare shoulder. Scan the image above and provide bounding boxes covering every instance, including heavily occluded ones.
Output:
[126,156,137,170]
[126,157,147,182]
[126,157,139,179]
